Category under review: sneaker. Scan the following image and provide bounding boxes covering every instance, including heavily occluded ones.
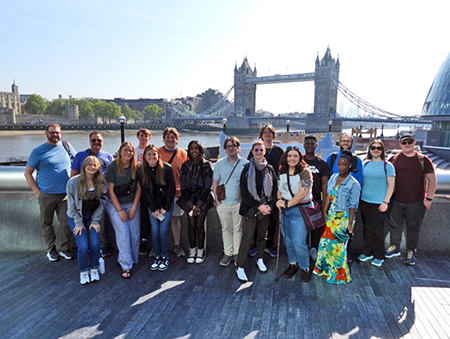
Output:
[151,257,160,271]
[174,245,185,258]
[149,248,156,258]
[220,254,233,267]
[100,248,112,258]
[47,248,59,262]
[158,257,169,271]
[58,250,73,260]
[282,263,298,279]
[385,245,401,259]
[404,250,416,266]
[301,268,312,282]
[371,258,384,267]
[90,268,100,282]
[139,239,149,256]
[248,247,257,257]
[195,249,205,264]
[256,258,267,273]
[80,271,90,285]
[187,248,196,264]
[236,267,248,282]
[357,254,374,262]
[309,248,318,262]
[268,248,278,258]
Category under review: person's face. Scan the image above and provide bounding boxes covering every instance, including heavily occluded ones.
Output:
[90,133,103,153]
[189,143,201,160]
[138,132,151,146]
[369,143,383,158]
[400,139,415,152]
[337,158,351,174]
[225,141,239,157]
[121,146,134,163]
[45,127,62,144]
[304,139,317,154]
[286,150,300,168]
[252,145,266,162]
[85,160,100,176]
[163,132,178,149]
[145,149,159,167]
[261,128,274,142]
[339,136,353,150]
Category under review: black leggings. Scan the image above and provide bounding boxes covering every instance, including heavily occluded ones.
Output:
[188,212,207,249]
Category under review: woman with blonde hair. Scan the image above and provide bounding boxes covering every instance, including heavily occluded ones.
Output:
[104,142,141,279]
[67,156,107,284]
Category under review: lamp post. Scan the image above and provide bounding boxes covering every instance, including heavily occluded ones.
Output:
[380,122,384,139]
[118,115,126,144]
[359,124,363,138]
[396,124,400,140]
[286,119,290,132]
[222,118,228,134]
[328,120,333,133]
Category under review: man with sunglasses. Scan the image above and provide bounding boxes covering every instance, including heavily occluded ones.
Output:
[71,131,114,257]
[385,134,436,266]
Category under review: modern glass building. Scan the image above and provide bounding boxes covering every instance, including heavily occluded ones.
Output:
[422,51,450,147]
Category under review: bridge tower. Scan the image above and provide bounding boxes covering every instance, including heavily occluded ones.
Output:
[307,47,341,132]
[234,57,257,117]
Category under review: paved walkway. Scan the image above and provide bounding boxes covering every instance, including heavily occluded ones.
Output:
[1,251,450,339]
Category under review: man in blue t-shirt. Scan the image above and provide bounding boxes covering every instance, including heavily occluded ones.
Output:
[24,123,77,262]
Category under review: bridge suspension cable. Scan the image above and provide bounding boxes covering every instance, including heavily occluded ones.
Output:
[331,78,403,119]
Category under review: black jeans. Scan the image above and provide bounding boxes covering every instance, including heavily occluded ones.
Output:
[237,213,270,268]
[188,212,207,249]
[389,200,426,251]
[360,201,387,260]
[139,196,151,241]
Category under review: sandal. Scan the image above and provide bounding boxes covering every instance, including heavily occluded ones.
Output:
[121,269,131,279]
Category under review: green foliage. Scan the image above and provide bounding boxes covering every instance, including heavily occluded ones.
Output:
[24,94,48,115]
[70,98,93,119]
[46,99,68,115]
[91,99,109,123]
[121,103,142,122]
[143,104,163,121]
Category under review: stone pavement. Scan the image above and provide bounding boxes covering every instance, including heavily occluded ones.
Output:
[1,251,450,339]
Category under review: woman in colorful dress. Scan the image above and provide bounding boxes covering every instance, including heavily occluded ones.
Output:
[358,139,395,267]
[275,146,313,282]
[67,156,107,285]
[178,140,214,264]
[314,149,360,284]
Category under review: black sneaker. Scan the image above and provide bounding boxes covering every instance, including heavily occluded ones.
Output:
[151,257,161,271]
[139,239,149,256]
[100,248,112,258]
[47,248,59,262]
[58,250,73,260]
[404,250,416,266]
[301,268,312,282]
[158,257,169,271]
[282,263,298,279]
[174,245,185,258]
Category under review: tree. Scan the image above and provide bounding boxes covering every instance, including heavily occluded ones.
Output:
[105,102,121,123]
[70,98,93,120]
[46,99,67,115]
[121,103,142,122]
[24,94,48,115]
[143,104,163,122]
[92,99,109,123]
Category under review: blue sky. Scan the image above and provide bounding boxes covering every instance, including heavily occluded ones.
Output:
[1,0,448,116]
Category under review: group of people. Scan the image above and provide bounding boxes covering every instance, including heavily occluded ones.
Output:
[25,123,436,285]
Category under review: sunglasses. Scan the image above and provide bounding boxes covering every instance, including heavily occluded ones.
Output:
[370,146,383,151]
[91,139,103,143]
[401,140,414,145]
[286,146,300,151]
[253,148,265,153]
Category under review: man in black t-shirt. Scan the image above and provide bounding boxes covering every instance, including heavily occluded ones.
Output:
[304,135,329,260]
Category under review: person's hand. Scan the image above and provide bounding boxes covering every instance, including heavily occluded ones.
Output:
[347,224,354,233]
[276,199,285,210]
[258,204,270,215]
[378,202,388,212]
[216,200,222,207]
[118,209,128,222]
[424,199,432,210]
[73,226,84,236]
[89,224,101,233]
[129,206,137,220]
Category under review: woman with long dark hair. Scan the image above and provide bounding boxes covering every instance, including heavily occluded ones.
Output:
[139,145,175,271]
[104,142,141,279]
[275,146,313,282]
[67,156,107,284]
[358,139,395,267]
[178,140,213,264]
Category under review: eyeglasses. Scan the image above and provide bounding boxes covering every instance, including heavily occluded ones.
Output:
[225,144,237,149]
[47,131,61,135]
[340,139,352,143]
[401,140,414,145]
[91,139,103,143]
[253,148,265,153]
[370,146,383,151]
[286,146,299,151]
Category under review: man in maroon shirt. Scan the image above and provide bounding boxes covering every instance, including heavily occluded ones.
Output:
[385,134,436,265]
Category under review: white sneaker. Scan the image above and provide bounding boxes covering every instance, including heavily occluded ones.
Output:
[187,247,196,264]
[90,268,100,282]
[236,267,248,282]
[256,258,267,273]
[80,271,90,285]
[195,248,205,264]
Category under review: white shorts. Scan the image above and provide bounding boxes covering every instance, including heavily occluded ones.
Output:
[172,197,185,217]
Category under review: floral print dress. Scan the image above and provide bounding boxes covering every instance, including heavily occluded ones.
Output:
[313,184,353,284]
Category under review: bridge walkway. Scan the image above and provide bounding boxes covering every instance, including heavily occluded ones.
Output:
[1,251,450,338]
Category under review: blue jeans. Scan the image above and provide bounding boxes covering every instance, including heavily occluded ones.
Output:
[281,205,310,270]
[149,204,174,258]
[104,199,140,270]
[68,214,100,272]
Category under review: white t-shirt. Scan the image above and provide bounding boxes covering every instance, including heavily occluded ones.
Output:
[135,146,145,165]
[278,172,313,202]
